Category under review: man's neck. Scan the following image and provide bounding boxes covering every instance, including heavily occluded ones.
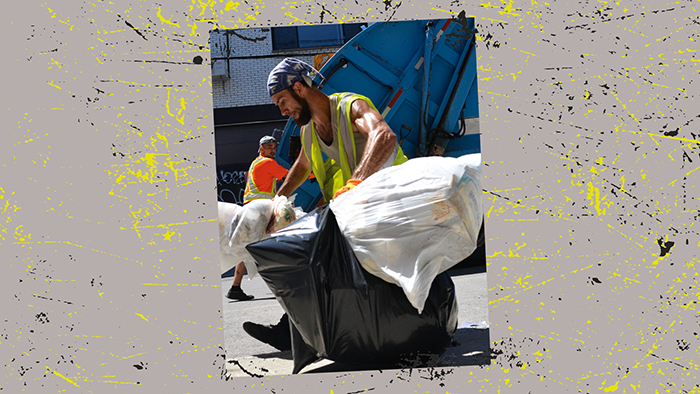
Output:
[309,92,332,145]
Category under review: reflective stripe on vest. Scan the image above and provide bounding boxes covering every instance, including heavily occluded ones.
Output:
[302,92,408,203]
[243,156,276,203]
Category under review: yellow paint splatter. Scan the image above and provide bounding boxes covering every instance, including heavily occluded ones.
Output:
[586,181,607,215]
[135,313,149,322]
[602,380,620,392]
[157,7,181,27]
[46,366,80,387]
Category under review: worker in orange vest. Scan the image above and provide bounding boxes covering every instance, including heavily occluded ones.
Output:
[225,135,289,301]
[242,136,290,203]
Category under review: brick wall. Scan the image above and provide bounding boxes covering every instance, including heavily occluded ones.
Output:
[210,29,342,109]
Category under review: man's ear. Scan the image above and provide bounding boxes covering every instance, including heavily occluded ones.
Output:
[293,81,305,96]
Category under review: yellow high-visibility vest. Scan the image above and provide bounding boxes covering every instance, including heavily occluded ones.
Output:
[302,93,408,203]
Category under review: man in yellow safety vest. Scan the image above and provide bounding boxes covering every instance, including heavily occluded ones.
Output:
[241,57,408,351]
[271,57,408,203]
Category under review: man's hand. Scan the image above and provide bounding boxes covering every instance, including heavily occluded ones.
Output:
[333,179,362,200]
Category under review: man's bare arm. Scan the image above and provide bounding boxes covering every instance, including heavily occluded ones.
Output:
[350,99,397,180]
[276,145,312,198]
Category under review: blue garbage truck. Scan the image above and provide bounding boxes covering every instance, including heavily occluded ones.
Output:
[274,15,480,212]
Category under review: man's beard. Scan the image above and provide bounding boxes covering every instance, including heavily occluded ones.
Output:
[289,89,312,126]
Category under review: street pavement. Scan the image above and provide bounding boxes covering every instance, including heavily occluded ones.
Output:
[221,265,490,378]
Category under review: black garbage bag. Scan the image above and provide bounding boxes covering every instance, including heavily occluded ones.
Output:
[246,206,458,373]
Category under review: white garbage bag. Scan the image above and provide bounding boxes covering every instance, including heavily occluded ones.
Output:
[271,196,305,233]
[329,154,483,313]
[218,200,269,277]
[218,196,305,277]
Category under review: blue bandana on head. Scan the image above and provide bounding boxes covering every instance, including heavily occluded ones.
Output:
[267,58,324,97]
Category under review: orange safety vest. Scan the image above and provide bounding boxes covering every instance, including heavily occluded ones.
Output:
[243,156,288,204]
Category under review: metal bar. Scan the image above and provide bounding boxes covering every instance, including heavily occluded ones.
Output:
[378,49,424,122]
[418,21,434,158]
[428,31,474,132]
[437,41,476,134]
[317,58,348,89]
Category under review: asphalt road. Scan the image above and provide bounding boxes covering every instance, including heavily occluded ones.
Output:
[221,265,490,377]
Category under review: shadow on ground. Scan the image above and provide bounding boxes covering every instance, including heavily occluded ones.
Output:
[300,327,490,374]
[224,296,277,304]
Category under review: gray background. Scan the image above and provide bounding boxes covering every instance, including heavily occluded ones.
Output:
[3,1,698,393]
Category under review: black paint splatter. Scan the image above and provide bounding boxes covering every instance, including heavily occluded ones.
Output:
[227,29,267,43]
[663,127,680,137]
[35,312,49,324]
[657,238,675,257]
[118,14,148,41]
[227,359,264,378]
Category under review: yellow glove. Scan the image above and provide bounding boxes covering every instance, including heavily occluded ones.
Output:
[333,179,362,200]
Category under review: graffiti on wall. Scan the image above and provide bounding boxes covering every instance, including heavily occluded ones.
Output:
[217,169,247,205]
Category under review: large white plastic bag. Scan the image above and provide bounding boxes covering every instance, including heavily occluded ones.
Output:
[329,154,483,313]
[218,200,273,277]
[218,196,304,277]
